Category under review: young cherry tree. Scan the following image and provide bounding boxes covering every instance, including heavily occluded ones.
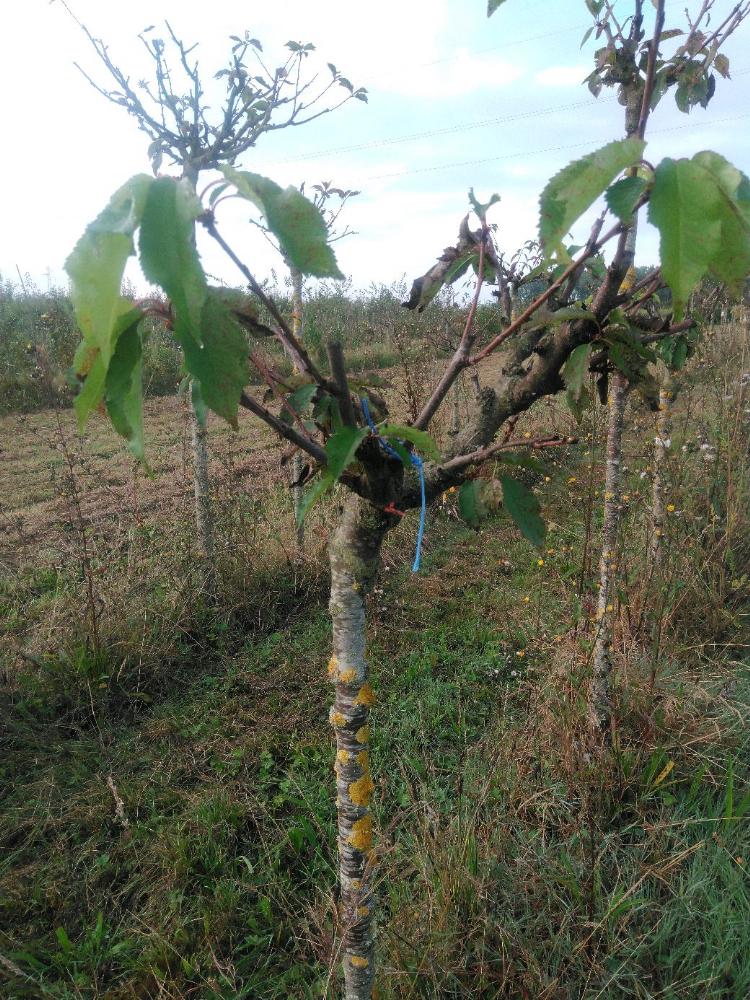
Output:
[65,0,750,994]
[61,2,366,583]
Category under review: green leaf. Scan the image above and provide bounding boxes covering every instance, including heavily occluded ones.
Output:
[177,290,250,428]
[562,342,593,422]
[283,382,318,421]
[525,306,598,333]
[468,188,500,221]
[487,0,507,14]
[458,480,488,529]
[539,138,646,255]
[191,378,208,428]
[379,424,440,461]
[139,177,207,345]
[648,157,724,319]
[691,151,750,297]
[73,303,143,432]
[297,470,335,525]
[297,425,368,524]
[605,175,648,223]
[65,174,153,366]
[442,253,475,285]
[105,317,145,460]
[501,476,546,547]
[221,166,344,278]
[324,424,368,481]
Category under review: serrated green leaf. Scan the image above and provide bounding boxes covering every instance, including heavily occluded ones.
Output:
[74,303,143,432]
[458,480,487,529]
[65,174,153,366]
[139,177,207,345]
[648,157,724,319]
[105,317,145,460]
[380,424,440,461]
[281,382,318,424]
[562,342,593,422]
[539,138,646,254]
[605,175,648,222]
[297,425,368,525]
[325,425,368,480]
[443,252,475,285]
[177,290,250,428]
[501,476,546,547]
[221,166,344,278]
[692,151,750,297]
[487,0,507,14]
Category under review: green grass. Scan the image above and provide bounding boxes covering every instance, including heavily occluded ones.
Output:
[1,321,749,997]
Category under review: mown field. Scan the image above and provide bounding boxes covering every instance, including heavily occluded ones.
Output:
[1,295,750,998]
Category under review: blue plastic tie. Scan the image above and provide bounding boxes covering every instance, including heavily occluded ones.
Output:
[360,397,426,573]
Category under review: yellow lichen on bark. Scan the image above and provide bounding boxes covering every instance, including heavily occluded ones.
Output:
[348,815,373,851]
[337,749,351,764]
[356,750,369,769]
[354,683,376,707]
[355,725,370,744]
[329,709,346,728]
[349,773,375,806]
[350,955,369,969]
[357,905,369,917]
[339,667,357,684]
[327,656,338,679]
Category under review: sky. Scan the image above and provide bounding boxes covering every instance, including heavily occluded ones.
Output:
[2,0,749,297]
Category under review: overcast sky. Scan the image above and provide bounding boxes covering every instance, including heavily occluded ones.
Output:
[2,0,749,296]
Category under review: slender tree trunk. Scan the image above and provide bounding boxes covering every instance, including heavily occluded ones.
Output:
[180,163,217,586]
[591,370,628,733]
[650,373,673,565]
[591,90,641,734]
[190,398,215,584]
[289,265,305,553]
[328,494,390,998]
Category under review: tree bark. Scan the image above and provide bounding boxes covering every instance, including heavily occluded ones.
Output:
[289,265,305,553]
[190,397,216,587]
[650,373,673,565]
[590,369,628,734]
[328,494,390,999]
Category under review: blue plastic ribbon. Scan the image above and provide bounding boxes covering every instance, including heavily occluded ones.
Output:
[360,397,426,573]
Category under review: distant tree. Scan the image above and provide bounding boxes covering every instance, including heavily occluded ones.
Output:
[60,0,366,584]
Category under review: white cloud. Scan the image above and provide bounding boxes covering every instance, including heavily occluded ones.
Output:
[535,65,589,87]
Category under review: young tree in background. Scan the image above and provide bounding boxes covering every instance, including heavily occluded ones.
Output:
[61,0,366,583]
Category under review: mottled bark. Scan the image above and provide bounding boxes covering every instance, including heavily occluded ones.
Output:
[591,370,628,733]
[650,374,673,565]
[190,398,216,585]
[290,265,305,552]
[328,494,390,999]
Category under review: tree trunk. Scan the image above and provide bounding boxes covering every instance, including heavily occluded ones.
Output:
[650,374,673,565]
[289,265,305,553]
[180,163,217,587]
[190,396,216,587]
[328,494,390,999]
[591,370,628,734]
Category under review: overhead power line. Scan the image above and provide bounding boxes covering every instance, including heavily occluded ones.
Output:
[364,112,750,181]
[269,65,749,169]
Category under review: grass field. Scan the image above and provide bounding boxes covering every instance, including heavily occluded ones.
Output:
[1,317,749,998]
